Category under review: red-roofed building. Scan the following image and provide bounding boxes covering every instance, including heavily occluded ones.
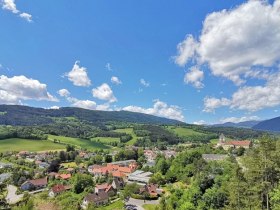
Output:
[49,184,71,197]
[95,183,116,196]
[57,173,72,180]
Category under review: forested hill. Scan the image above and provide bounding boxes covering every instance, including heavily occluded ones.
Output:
[253,116,280,132]
[0,105,184,126]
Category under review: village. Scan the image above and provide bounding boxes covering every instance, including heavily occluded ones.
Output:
[0,133,253,210]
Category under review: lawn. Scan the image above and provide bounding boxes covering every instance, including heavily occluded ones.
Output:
[97,200,124,210]
[0,138,65,152]
[143,204,159,210]
[167,126,205,137]
[60,162,78,168]
[114,128,137,145]
[91,137,120,144]
[48,135,112,151]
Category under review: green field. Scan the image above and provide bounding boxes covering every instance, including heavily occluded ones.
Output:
[114,128,137,145]
[97,200,124,210]
[92,137,120,144]
[0,138,65,152]
[167,126,205,137]
[48,135,112,151]
[143,204,158,210]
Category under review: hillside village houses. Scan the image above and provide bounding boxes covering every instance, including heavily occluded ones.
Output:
[216,133,252,150]
[1,148,165,208]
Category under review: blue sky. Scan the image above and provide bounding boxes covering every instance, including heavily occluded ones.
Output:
[1,0,280,124]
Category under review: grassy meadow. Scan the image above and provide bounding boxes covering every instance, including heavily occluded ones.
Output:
[114,128,137,145]
[48,135,112,151]
[0,138,65,152]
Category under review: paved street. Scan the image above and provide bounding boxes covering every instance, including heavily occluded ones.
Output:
[6,185,23,204]
[125,197,159,210]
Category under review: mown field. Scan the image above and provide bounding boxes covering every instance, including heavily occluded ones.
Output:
[48,135,112,151]
[114,128,137,145]
[167,126,206,137]
[0,138,65,152]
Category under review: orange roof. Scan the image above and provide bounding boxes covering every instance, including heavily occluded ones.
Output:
[225,140,251,147]
[59,174,71,180]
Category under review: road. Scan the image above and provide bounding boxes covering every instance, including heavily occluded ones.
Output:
[6,185,23,204]
[125,198,159,210]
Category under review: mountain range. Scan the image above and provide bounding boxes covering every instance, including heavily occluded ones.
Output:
[0,105,184,126]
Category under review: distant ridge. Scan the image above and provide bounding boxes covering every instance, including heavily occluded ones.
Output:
[213,120,261,128]
[253,116,280,132]
[0,105,184,126]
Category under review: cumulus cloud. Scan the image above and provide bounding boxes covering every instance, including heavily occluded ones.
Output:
[0,75,57,104]
[193,120,206,125]
[72,99,97,110]
[57,89,70,97]
[122,99,185,122]
[174,0,280,85]
[203,97,231,112]
[92,83,117,103]
[140,79,150,87]
[111,76,122,85]
[65,61,91,87]
[184,66,204,88]
[204,71,280,112]
[19,12,32,22]
[49,106,60,110]
[2,0,18,13]
[219,116,260,124]
[2,0,32,22]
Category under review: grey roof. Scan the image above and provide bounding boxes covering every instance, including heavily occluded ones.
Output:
[0,173,11,183]
[128,170,153,184]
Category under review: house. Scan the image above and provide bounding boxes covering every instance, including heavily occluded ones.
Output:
[216,134,252,150]
[95,183,116,196]
[140,184,162,197]
[81,192,109,209]
[49,184,71,197]
[112,177,125,190]
[0,162,13,169]
[56,173,71,180]
[39,162,50,169]
[0,173,11,184]
[21,177,48,191]
[202,154,228,162]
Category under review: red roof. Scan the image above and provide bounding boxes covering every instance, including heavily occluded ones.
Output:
[58,174,71,180]
[29,177,47,186]
[225,140,251,147]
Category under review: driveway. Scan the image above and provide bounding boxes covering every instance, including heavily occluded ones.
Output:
[6,185,23,204]
[125,198,159,210]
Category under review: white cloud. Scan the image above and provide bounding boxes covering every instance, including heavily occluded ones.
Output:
[92,83,117,103]
[184,66,204,88]
[219,116,260,124]
[174,0,280,85]
[49,106,60,110]
[122,99,185,122]
[65,61,91,87]
[105,63,113,71]
[0,75,57,104]
[204,71,280,112]
[193,120,206,125]
[57,89,70,97]
[2,0,18,13]
[2,0,32,22]
[111,76,122,85]
[174,35,198,66]
[203,97,231,112]
[72,99,97,110]
[19,12,32,22]
[140,79,150,87]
